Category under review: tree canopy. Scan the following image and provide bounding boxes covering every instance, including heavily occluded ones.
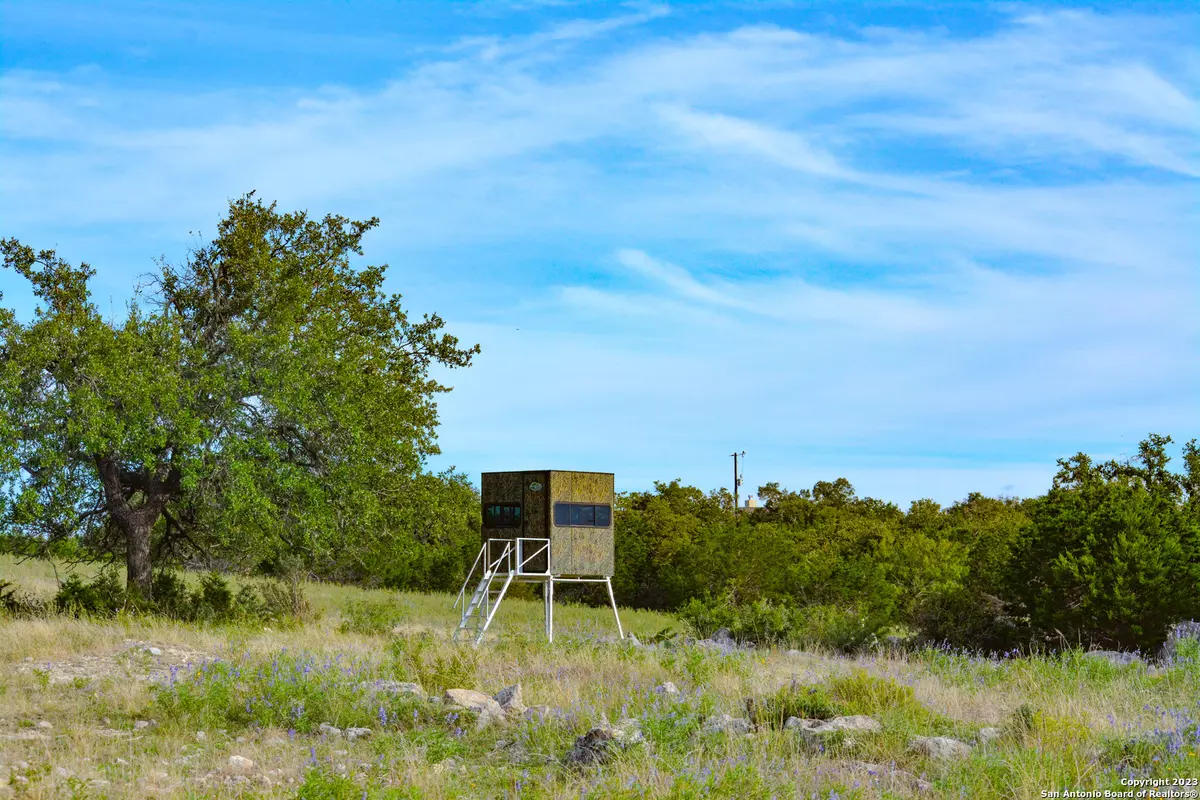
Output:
[0,193,479,595]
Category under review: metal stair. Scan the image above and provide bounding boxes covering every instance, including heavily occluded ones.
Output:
[453,541,514,645]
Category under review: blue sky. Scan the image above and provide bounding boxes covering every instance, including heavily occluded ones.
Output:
[2,1,1197,506]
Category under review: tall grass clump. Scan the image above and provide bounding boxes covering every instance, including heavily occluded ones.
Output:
[339,597,412,636]
[386,633,479,693]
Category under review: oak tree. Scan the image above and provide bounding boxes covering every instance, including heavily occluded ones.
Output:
[0,193,478,596]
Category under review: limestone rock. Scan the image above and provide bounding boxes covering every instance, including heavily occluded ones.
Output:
[701,713,752,735]
[318,723,343,738]
[977,727,1003,745]
[566,719,645,766]
[228,755,254,773]
[345,727,371,742]
[445,688,505,728]
[909,735,973,760]
[445,689,504,716]
[787,715,881,751]
[359,680,424,697]
[494,684,525,714]
[655,681,679,695]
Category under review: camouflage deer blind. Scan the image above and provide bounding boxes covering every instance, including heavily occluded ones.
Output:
[480,470,615,577]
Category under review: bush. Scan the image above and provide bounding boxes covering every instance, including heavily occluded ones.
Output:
[0,579,43,617]
[258,577,316,624]
[339,597,411,636]
[150,571,192,618]
[54,567,126,617]
[676,593,885,652]
[195,572,234,619]
[789,604,882,652]
[826,670,917,715]
[749,681,844,729]
[48,567,312,625]
[676,594,739,640]
[1010,440,1200,652]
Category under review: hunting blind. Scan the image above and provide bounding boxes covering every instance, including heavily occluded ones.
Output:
[453,470,624,645]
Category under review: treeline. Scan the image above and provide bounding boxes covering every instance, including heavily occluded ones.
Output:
[3,198,1196,653]
[4,433,1197,654]
[611,434,1200,654]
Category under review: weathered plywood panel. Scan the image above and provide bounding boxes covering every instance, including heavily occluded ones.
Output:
[481,471,538,544]
[550,528,614,576]
[522,472,550,572]
[548,471,615,576]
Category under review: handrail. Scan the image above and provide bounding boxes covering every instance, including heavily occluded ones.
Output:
[455,542,488,610]
[456,537,550,611]
[516,537,550,574]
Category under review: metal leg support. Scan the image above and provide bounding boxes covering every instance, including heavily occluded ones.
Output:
[547,578,554,643]
[605,577,624,640]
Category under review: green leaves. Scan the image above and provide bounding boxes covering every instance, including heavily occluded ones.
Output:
[1011,435,1200,651]
[0,194,479,590]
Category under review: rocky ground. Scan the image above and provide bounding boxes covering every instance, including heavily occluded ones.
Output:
[2,583,1199,798]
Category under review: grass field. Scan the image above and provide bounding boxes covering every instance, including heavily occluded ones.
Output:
[2,554,1198,799]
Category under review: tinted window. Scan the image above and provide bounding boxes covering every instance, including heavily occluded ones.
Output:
[553,503,613,528]
[484,503,522,529]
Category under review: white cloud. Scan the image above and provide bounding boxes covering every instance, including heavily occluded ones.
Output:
[2,5,1197,504]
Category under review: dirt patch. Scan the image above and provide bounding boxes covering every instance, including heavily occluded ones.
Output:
[12,639,214,686]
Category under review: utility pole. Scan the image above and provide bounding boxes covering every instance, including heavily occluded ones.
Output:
[730,451,745,514]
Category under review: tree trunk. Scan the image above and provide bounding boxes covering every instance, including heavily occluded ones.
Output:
[125,517,154,599]
[94,455,180,600]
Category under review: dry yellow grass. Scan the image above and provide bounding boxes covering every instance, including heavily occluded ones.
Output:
[2,554,1198,799]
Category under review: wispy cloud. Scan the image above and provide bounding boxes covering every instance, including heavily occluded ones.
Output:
[2,3,1196,503]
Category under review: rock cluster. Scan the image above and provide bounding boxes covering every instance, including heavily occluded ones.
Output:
[565,718,646,766]
[785,715,882,750]
[701,713,752,735]
[442,684,527,728]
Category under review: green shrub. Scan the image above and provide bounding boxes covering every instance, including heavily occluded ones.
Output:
[826,670,917,715]
[54,567,126,617]
[0,579,42,617]
[150,571,191,618]
[339,598,411,636]
[676,593,886,652]
[1009,439,1200,652]
[790,605,883,652]
[196,571,234,618]
[258,577,316,623]
[676,594,739,640]
[749,681,844,729]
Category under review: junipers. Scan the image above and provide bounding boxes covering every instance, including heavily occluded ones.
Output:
[1009,436,1200,652]
[629,434,1200,653]
[50,567,314,625]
